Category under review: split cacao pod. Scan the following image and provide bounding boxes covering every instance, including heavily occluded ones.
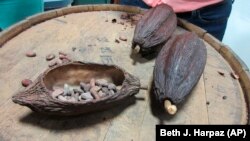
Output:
[132,4,177,54]
[153,32,207,114]
[12,61,140,116]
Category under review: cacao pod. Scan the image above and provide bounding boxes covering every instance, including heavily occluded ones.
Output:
[132,4,177,54]
[153,32,207,114]
[12,61,140,116]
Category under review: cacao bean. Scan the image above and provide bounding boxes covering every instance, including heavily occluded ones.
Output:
[68,97,77,102]
[119,36,127,41]
[59,51,67,56]
[58,95,67,101]
[98,91,106,98]
[73,88,82,94]
[101,87,109,94]
[81,92,94,100]
[91,86,101,92]
[80,82,91,92]
[65,96,71,100]
[78,95,82,101]
[153,32,207,111]
[21,79,32,87]
[108,83,116,91]
[46,53,55,61]
[74,93,80,101]
[90,87,101,100]
[95,79,108,87]
[61,58,71,63]
[63,84,70,96]
[90,78,96,88]
[109,90,115,95]
[26,51,36,57]
[59,54,67,60]
[52,89,64,98]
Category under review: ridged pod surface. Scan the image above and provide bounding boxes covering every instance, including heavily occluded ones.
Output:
[132,4,177,53]
[153,32,207,105]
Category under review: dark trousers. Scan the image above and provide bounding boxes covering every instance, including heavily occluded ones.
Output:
[120,0,233,41]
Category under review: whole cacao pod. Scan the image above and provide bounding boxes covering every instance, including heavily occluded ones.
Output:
[153,32,207,114]
[132,4,177,54]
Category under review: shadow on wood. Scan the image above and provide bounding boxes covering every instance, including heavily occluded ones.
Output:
[19,97,136,131]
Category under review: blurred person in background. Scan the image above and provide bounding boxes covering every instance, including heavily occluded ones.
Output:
[118,0,233,41]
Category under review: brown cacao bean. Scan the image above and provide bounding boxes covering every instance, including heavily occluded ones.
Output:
[109,90,115,95]
[95,79,108,87]
[108,83,117,91]
[98,91,106,98]
[63,84,71,96]
[21,79,32,87]
[119,36,127,41]
[58,95,67,101]
[59,51,67,56]
[91,86,101,92]
[26,51,36,57]
[80,82,91,92]
[81,92,93,100]
[90,87,101,100]
[59,54,67,60]
[101,87,109,94]
[90,78,96,88]
[46,53,56,61]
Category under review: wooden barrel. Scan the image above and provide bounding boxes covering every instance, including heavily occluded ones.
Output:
[0,4,249,141]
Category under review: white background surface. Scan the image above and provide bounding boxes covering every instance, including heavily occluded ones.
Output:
[223,0,250,68]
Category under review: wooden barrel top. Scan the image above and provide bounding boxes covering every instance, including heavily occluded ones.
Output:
[0,4,249,141]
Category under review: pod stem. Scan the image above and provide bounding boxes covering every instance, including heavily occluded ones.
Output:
[164,100,177,115]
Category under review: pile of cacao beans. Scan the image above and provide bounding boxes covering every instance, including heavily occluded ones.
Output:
[52,79,119,102]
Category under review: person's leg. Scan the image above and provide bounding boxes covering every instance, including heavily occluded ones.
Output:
[178,0,233,41]
[119,0,150,9]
